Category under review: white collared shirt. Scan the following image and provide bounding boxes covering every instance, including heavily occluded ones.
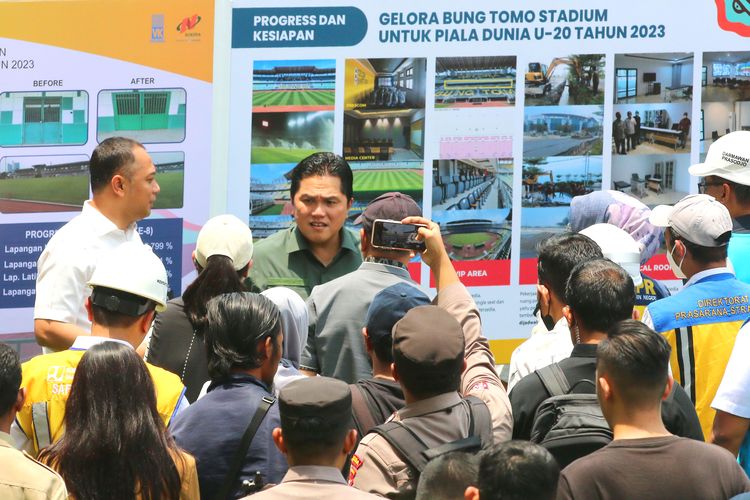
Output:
[34,201,141,351]
[508,317,573,391]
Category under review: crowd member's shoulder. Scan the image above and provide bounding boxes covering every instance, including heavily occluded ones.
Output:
[0,446,67,499]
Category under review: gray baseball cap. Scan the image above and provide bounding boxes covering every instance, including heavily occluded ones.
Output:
[649,194,732,247]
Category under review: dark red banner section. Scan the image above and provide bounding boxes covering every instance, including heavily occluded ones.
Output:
[519,258,538,285]
[640,253,677,280]
[429,260,510,288]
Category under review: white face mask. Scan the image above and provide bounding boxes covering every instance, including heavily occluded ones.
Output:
[667,242,687,279]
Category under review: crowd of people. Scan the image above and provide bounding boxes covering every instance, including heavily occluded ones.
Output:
[3,133,750,499]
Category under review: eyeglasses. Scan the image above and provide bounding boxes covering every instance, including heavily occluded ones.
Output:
[698,181,723,194]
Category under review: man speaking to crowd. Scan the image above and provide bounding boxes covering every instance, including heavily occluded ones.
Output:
[34,137,160,352]
[249,152,362,299]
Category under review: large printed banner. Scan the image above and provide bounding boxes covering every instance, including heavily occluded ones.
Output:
[0,0,214,353]
[229,0,750,362]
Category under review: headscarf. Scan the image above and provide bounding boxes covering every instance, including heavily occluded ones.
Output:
[261,287,308,368]
[569,190,662,263]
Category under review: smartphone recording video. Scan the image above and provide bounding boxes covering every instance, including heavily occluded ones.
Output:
[371,219,427,252]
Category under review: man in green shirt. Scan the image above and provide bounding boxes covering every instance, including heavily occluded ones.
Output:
[249,152,362,299]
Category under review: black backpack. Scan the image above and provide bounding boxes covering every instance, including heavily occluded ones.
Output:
[370,395,492,474]
[529,363,613,468]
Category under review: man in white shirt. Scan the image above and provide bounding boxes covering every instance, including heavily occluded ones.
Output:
[34,137,160,351]
[507,233,602,390]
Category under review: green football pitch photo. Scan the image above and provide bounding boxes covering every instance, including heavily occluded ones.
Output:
[153,170,184,209]
[353,170,423,193]
[0,175,88,207]
[253,90,335,109]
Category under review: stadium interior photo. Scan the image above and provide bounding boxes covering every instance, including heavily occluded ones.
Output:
[434,56,516,108]
[150,151,185,209]
[251,111,334,164]
[701,51,750,153]
[343,58,426,162]
[612,103,692,154]
[611,153,690,206]
[252,59,335,112]
[614,53,694,104]
[432,158,512,211]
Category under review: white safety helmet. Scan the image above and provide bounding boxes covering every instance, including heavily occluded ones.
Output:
[579,223,643,287]
[88,241,169,314]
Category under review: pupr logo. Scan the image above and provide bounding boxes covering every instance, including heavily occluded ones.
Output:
[716,0,750,36]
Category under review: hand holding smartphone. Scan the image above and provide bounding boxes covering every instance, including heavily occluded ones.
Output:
[370,219,427,252]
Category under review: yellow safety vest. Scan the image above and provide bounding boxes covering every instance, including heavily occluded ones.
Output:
[17,348,185,455]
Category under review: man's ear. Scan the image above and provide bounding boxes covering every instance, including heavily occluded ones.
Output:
[537,283,550,306]
[662,375,675,401]
[85,297,94,322]
[464,486,480,500]
[360,228,369,254]
[272,427,287,454]
[390,362,400,382]
[597,374,613,401]
[14,388,25,413]
[343,429,358,455]
[140,310,156,334]
[347,197,354,210]
[362,328,373,352]
[111,173,127,197]
[562,305,574,329]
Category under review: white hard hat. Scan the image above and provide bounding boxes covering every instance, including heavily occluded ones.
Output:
[195,214,253,271]
[88,241,169,313]
[579,223,643,287]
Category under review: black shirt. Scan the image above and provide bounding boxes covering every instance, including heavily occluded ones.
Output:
[509,343,704,441]
[147,297,209,403]
[351,377,405,441]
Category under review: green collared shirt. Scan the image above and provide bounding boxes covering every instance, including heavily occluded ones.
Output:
[247,225,362,299]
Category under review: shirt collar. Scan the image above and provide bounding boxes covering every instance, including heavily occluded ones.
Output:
[571,343,598,357]
[733,214,750,233]
[69,336,132,351]
[0,431,13,448]
[685,266,733,287]
[283,466,347,485]
[398,391,462,419]
[364,256,408,270]
[83,200,137,237]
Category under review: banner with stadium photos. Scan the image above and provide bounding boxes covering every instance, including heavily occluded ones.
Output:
[232,0,748,362]
[0,0,215,349]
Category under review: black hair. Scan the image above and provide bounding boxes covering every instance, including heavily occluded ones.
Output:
[89,137,144,193]
[281,412,352,463]
[415,452,478,500]
[371,334,394,365]
[477,441,560,500]
[708,175,750,205]
[204,292,281,381]
[597,320,672,407]
[537,232,603,299]
[289,152,353,201]
[565,258,635,333]
[182,255,248,333]
[38,342,183,500]
[91,286,156,328]
[393,350,463,400]
[669,227,729,265]
[0,343,21,416]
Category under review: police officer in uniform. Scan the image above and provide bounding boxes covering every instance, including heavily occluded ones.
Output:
[349,217,512,498]
[0,342,67,498]
[249,377,379,499]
